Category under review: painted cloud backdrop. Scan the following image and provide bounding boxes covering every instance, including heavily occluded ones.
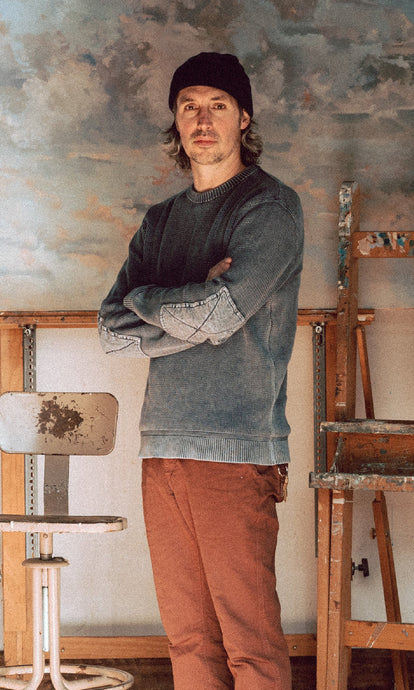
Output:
[0,0,413,309]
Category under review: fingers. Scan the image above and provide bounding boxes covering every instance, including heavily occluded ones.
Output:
[207,257,232,281]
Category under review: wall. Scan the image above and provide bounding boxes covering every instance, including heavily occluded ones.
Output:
[0,0,413,311]
[29,324,316,637]
[0,0,413,642]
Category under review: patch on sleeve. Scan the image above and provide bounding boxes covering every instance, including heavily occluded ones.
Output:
[98,322,148,358]
[160,286,245,345]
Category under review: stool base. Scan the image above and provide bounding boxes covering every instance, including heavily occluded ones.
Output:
[0,664,134,690]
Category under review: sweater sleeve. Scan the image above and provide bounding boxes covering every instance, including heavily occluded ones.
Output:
[123,199,303,346]
[98,218,195,358]
[98,314,195,358]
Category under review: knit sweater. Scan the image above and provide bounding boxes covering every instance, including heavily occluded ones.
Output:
[98,165,304,465]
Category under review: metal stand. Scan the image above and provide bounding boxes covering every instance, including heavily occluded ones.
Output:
[0,536,134,690]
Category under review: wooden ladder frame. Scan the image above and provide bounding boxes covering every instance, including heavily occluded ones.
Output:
[312,182,414,689]
[358,322,409,687]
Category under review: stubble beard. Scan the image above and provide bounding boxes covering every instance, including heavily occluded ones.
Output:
[189,150,225,166]
[188,130,223,166]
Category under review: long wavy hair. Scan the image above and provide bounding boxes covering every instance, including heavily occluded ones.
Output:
[163,113,263,171]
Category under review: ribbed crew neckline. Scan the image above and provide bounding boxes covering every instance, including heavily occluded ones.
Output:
[186,165,257,203]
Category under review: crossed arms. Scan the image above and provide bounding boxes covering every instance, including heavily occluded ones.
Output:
[98,201,302,358]
[98,256,237,357]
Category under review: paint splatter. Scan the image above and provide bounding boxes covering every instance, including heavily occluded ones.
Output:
[37,397,84,439]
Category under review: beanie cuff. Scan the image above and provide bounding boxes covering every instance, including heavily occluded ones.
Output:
[169,52,253,117]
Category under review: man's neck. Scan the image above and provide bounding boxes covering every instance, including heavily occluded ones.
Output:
[191,160,247,193]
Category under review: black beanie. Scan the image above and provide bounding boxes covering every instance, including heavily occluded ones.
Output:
[168,52,253,116]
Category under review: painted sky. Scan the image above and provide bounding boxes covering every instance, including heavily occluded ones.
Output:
[0,0,413,310]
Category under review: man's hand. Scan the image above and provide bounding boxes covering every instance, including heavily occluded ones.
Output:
[207,257,232,281]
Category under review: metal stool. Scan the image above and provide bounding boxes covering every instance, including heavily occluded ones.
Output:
[0,392,134,690]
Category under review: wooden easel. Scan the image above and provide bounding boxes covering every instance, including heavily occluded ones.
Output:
[310,181,414,689]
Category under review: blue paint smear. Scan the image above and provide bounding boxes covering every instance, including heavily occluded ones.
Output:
[79,53,97,66]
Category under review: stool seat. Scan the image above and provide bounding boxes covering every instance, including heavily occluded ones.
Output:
[0,514,127,533]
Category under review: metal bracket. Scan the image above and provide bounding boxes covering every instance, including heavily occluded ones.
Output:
[313,323,327,473]
[22,325,38,558]
[352,558,370,579]
[312,322,327,556]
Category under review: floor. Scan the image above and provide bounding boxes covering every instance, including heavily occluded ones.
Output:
[15,650,413,689]
[125,651,414,688]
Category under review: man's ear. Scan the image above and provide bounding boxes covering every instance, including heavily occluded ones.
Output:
[240,109,250,131]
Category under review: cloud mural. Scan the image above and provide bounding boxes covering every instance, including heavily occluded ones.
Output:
[0,0,413,310]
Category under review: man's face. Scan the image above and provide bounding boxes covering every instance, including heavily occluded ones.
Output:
[175,85,250,169]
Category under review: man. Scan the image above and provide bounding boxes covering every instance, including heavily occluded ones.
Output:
[99,52,303,689]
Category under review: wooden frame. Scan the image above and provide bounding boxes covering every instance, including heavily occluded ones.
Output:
[0,308,352,663]
[310,182,414,689]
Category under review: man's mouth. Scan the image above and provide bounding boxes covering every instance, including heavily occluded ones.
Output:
[192,132,218,146]
[193,138,217,146]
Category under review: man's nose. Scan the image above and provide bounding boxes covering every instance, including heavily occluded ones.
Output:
[197,106,212,127]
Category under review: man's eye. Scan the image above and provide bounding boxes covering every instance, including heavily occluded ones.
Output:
[214,103,226,109]
[184,104,197,111]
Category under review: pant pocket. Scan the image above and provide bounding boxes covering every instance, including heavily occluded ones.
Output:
[254,463,289,502]
[273,463,288,502]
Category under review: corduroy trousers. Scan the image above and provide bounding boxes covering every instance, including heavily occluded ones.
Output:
[142,457,291,690]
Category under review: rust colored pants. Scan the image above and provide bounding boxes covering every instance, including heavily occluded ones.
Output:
[142,458,291,690]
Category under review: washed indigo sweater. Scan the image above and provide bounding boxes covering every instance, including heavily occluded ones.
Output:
[98,165,304,465]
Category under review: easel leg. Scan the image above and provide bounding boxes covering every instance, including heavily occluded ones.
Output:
[316,488,331,690]
[326,490,353,689]
[372,491,409,690]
